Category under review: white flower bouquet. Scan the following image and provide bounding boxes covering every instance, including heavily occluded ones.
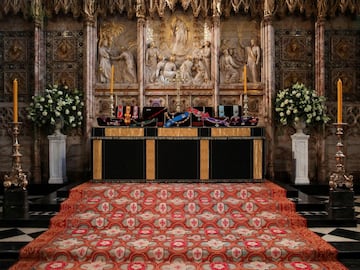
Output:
[27,84,84,132]
[275,82,330,127]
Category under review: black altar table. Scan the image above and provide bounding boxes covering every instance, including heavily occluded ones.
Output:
[91,127,265,182]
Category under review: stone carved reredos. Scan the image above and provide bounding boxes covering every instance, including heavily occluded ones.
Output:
[97,14,261,86]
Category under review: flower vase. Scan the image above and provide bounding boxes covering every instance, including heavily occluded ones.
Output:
[293,119,306,134]
[54,117,64,135]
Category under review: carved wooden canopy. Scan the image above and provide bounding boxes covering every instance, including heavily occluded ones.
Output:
[0,0,359,20]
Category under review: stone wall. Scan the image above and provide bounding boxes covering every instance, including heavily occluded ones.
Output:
[0,1,359,184]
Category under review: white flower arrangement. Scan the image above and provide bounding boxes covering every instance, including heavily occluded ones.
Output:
[27,84,84,132]
[275,82,330,127]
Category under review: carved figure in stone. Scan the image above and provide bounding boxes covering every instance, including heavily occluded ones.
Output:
[146,41,160,82]
[220,48,240,83]
[192,40,202,60]
[201,41,211,80]
[171,17,188,56]
[193,58,209,85]
[113,48,137,83]
[179,55,194,83]
[245,39,261,83]
[98,36,112,83]
[163,56,177,82]
[155,55,167,81]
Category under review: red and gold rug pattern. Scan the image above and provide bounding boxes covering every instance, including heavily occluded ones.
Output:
[10,181,347,270]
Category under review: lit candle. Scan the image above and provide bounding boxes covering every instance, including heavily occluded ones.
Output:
[337,78,342,123]
[243,65,247,94]
[110,65,114,94]
[13,78,18,123]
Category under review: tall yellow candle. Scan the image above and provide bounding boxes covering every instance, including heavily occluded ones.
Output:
[337,78,342,123]
[110,65,114,94]
[243,65,247,94]
[13,78,18,123]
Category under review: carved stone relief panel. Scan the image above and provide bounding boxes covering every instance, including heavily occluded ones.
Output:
[325,29,360,102]
[97,17,138,86]
[45,30,83,90]
[145,10,212,88]
[220,18,261,86]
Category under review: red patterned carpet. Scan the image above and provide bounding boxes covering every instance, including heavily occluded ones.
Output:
[10,181,347,270]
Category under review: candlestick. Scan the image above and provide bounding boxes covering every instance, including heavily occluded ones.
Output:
[109,65,115,117]
[3,122,28,190]
[337,78,342,123]
[13,79,18,123]
[243,65,247,94]
[329,123,353,191]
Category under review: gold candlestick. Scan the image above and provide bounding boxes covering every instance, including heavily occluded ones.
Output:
[243,93,249,117]
[329,123,353,191]
[110,94,115,117]
[175,71,181,113]
[3,122,28,190]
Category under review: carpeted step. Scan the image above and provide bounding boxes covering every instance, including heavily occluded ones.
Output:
[17,223,336,264]
[10,258,348,270]
[10,181,347,270]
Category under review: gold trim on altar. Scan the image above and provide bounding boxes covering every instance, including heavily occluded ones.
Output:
[93,140,102,180]
[211,127,251,137]
[158,128,197,137]
[105,127,144,137]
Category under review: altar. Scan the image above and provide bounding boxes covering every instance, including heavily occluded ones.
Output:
[91,126,265,182]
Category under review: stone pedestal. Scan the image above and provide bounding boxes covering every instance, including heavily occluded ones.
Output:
[291,131,310,184]
[48,132,67,184]
[3,188,29,219]
[328,189,355,219]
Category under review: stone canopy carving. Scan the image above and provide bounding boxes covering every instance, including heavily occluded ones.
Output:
[2,1,360,20]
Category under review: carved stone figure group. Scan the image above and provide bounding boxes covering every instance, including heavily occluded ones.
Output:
[98,36,137,84]
[145,40,212,85]
[98,35,261,85]
[219,38,261,84]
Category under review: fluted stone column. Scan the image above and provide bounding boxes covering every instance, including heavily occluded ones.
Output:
[84,19,97,134]
[83,2,98,175]
[32,2,45,183]
[137,18,146,110]
[213,15,221,116]
[315,17,327,182]
[262,14,275,179]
